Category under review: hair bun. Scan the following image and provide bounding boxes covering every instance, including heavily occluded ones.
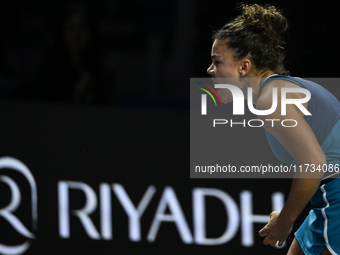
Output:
[212,3,289,75]
[240,4,288,38]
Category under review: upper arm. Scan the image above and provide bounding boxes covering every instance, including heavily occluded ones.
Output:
[256,80,326,169]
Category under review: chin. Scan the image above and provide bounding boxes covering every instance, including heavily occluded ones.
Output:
[217,88,233,104]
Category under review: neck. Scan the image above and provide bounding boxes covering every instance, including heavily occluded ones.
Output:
[243,69,275,105]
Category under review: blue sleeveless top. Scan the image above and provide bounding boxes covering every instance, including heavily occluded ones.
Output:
[261,75,340,179]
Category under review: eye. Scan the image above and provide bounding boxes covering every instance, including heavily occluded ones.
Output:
[214,61,220,65]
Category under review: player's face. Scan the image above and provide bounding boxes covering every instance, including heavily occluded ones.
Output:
[207,39,240,81]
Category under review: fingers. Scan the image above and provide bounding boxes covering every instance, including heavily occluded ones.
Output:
[278,240,285,247]
[263,236,280,246]
[263,236,284,247]
[263,236,271,245]
[270,240,277,247]
[259,212,285,247]
[258,227,267,237]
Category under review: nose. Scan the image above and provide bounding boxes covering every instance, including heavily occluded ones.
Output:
[207,64,213,76]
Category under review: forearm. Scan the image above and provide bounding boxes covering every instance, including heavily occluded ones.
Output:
[279,173,322,224]
[276,136,326,223]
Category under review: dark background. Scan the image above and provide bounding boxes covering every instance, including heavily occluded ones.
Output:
[0,0,339,105]
[0,0,339,254]
[0,101,294,255]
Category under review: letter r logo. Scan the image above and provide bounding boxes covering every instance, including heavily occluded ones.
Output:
[0,157,37,255]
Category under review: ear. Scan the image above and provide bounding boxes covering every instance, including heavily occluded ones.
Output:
[239,58,251,77]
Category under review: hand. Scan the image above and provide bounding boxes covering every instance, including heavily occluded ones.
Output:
[258,211,294,247]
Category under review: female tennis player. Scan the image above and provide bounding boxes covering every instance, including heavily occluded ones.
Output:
[207,4,340,255]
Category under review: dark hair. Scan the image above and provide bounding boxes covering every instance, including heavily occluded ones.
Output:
[213,4,289,75]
